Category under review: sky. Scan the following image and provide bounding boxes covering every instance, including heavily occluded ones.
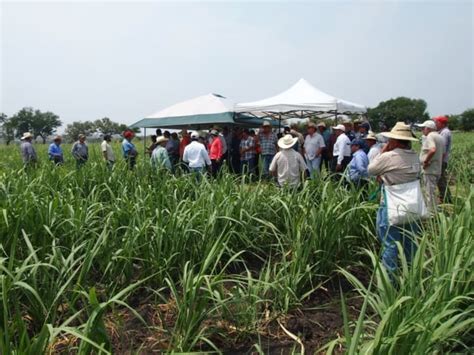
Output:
[1,0,473,129]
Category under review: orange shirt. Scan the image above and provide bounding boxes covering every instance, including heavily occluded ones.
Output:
[209,137,223,160]
[179,135,191,158]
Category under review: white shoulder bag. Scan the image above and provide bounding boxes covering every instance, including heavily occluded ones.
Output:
[383,180,429,226]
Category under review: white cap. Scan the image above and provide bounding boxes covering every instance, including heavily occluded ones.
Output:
[333,124,346,131]
[416,120,436,130]
[191,131,199,138]
[262,120,271,127]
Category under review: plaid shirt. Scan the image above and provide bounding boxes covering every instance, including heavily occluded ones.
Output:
[258,132,277,155]
[240,136,255,161]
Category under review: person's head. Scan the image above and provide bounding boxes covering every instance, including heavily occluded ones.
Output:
[171,132,178,140]
[150,135,157,143]
[290,123,299,131]
[249,129,256,137]
[359,122,370,134]
[78,134,86,143]
[380,122,418,149]
[262,120,271,133]
[54,135,62,144]
[364,131,377,147]
[316,122,326,133]
[21,132,33,142]
[163,131,171,138]
[343,122,353,132]
[277,134,298,151]
[103,134,112,142]
[350,139,364,154]
[307,121,317,134]
[242,129,250,139]
[416,120,437,136]
[210,129,219,139]
[283,126,291,134]
[191,131,199,141]
[123,130,134,141]
[332,124,346,136]
[156,136,168,147]
[434,116,448,130]
[222,126,229,135]
[156,129,162,136]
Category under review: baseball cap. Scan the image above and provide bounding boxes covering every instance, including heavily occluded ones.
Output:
[433,116,448,124]
[332,124,345,131]
[416,120,436,130]
[191,131,199,139]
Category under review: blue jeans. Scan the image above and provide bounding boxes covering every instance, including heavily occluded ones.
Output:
[306,156,321,179]
[241,158,256,175]
[376,205,419,274]
[261,154,274,177]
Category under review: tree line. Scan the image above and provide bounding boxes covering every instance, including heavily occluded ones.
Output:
[1,99,473,144]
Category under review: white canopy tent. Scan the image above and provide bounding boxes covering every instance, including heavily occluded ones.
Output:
[235,78,367,119]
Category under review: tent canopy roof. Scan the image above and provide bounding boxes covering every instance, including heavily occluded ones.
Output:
[130,93,278,129]
[235,78,366,117]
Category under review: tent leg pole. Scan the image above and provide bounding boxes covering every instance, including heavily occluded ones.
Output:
[144,128,147,155]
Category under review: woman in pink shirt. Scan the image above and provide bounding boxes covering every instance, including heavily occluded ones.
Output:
[209,129,223,177]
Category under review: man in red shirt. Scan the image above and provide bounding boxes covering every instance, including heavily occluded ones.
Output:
[179,129,191,160]
[209,129,223,177]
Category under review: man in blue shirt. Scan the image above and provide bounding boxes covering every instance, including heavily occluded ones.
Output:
[122,130,138,170]
[347,139,369,187]
[48,135,64,165]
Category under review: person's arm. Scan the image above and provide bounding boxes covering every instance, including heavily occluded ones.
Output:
[269,153,278,176]
[368,153,389,177]
[317,136,326,157]
[216,139,223,161]
[71,143,78,159]
[202,147,211,166]
[183,147,189,163]
[163,150,172,171]
[423,147,437,169]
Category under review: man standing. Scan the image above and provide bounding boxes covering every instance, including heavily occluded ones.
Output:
[151,136,172,171]
[331,124,351,176]
[290,123,305,154]
[20,132,37,167]
[122,130,138,170]
[417,120,445,212]
[434,116,452,203]
[342,120,356,141]
[347,139,369,186]
[365,131,383,163]
[71,134,88,168]
[257,121,278,178]
[269,134,308,188]
[303,121,325,178]
[209,129,223,177]
[317,122,331,172]
[368,122,421,274]
[179,129,191,161]
[183,131,211,176]
[239,129,256,175]
[101,134,115,168]
[48,135,64,165]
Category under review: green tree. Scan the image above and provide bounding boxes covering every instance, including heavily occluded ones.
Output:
[9,107,62,143]
[367,97,430,130]
[460,108,474,131]
[0,113,16,145]
[64,121,95,142]
[93,117,129,135]
[64,118,139,142]
[446,114,461,131]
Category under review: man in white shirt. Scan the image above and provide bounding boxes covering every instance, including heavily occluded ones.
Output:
[183,132,211,176]
[303,121,325,179]
[101,134,115,168]
[331,124,351,177]
[270,134,308,187]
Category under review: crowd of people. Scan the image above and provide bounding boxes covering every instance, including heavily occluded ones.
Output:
[19,115,453,274]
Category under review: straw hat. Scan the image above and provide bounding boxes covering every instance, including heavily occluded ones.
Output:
[20,132,33,140]
[415,120,436,130]
[364,131,377,141]
[381,122,418,141]
[307,121,317,128]
[278,134,298,149]
[156,136,169,144]
[316,121,326,128]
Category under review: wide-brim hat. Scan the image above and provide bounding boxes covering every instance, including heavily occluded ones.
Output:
[381,122,418,141]
[316,121,326,128]
[156,136,169,144]
[307,121,317,128]
[364,131,377,141]
[21,132,33,140]
[278,134,298,149]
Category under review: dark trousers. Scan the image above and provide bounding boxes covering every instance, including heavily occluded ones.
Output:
[437,162,452,203]
[211,159,221,177]
[330,156,351,175]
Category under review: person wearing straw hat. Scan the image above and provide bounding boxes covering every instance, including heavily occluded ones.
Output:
[364,131,383,163]
[71,134,88,168]
[304,121,326,179]
[269,134,308,188]
[151,135,172,171]
[433,115,452,203]
[416,120,445,212]
[330,124,352,176]
[20,132,38,167]
[368,122,421,274]
[48,135,64,165]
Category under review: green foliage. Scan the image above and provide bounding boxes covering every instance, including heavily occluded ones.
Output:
[64,117,138,142]
[8,107,62,143]
[0,113,15,145]
[460,108,474,131]
[367,97,430,130]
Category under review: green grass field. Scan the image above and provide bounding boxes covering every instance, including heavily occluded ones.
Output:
[0,133,472,353]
